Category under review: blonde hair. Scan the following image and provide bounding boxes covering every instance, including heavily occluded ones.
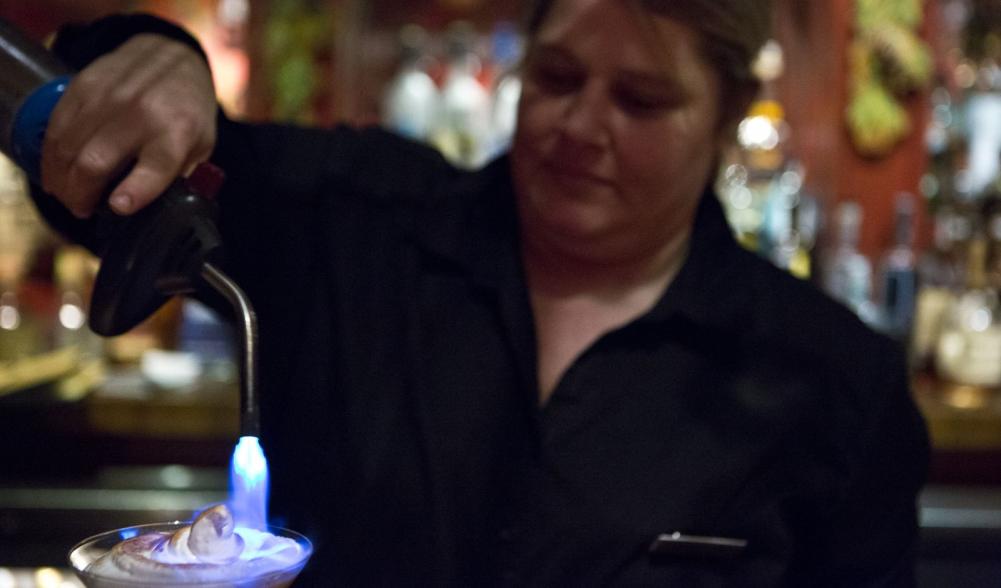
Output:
[526,0,771,89]
[524,0,772,132]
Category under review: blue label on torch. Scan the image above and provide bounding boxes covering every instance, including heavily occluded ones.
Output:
[11,75,71,184]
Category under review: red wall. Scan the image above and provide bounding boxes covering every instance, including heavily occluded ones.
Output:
[776,0,932,260]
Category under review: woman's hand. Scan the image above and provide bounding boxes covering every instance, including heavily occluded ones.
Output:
[40,33,217,218]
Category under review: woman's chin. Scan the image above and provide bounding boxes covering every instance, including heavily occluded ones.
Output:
[525,207,622,251]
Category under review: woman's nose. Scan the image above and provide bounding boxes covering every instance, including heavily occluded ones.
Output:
[558,82,610,147]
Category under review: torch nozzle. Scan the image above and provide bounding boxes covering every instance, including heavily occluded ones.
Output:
[200,262,259,438]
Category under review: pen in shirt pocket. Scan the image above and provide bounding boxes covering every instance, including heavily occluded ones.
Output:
[648,532,748,560]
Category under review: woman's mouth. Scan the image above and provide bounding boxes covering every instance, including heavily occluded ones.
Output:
[542,161,615,187]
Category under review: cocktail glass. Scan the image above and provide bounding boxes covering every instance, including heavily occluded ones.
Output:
[69,522,312,587]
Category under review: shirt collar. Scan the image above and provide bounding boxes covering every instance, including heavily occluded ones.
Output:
[640,186,753,330]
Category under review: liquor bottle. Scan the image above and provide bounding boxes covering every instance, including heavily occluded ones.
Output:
[0,154,39,332]
[876,192,919,340]
[52,245,106,394]
[911,203,967,370]
[382,24,440,142]
[793,191,822,279]
[722,39,791,257]
[821,201,879,325]
[762,161,814,279]
[965,56,1001,196]
[484,21,523,161]
[741,39,788,173]
[431,21,491,169]
[922,83,964,208]
[987,196,1001,288]
[934,235,1001,387]
[53,246,94,340]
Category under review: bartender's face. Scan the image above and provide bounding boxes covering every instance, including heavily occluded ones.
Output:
[511,0,725,262]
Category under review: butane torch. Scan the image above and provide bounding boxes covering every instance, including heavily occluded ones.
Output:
[0,18,262,443]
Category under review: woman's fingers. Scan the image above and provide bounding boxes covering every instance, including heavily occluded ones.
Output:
[39,33,217,217]
[60,120,141,217]
[41,36,156,206]
[108,122,210,214]
[41,60,126,208]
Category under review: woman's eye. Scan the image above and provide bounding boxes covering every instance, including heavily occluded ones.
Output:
[528,64,583,94]
[614,90,673,116]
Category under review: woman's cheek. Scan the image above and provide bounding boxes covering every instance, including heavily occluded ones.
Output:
[518,91,565,139]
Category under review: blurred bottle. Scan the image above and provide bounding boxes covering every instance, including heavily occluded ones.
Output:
[741,40,789,172]
[911,203,968,370]
[737,98,788,177]
[794,192,822,279]
[822,201,878,325]
[0,154,39,332]
[382,24,440,142]
[921,83,965,208]
[964,54,1001,196]
[52,245,101,354]
[431,21,491,169]
[875,192,919,340]
[726,97,788,250]
[762,161,816,279]
[722,39,792,256]
[484,21,523,161]
[988,196,1001,289]
[934,235,1001,388]
[717,162,757,250]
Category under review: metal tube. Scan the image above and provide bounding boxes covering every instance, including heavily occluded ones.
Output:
[200,262,259,438]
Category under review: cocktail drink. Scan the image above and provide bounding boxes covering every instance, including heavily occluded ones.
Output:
[69,505,312,587]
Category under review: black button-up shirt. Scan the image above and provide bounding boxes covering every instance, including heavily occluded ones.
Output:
[212,125,927,588]
[41,17,929,586]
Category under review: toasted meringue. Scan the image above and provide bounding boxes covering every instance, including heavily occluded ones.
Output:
[85,504,306,585]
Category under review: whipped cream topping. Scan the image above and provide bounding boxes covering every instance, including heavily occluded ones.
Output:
[85,505,308,585]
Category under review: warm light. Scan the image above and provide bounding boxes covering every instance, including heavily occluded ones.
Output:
[943,385,990,410]
[970,308,992,333]
[33,568,62,588]
[0,302,18,330]
[955,62,976,89]
[231,436,269,530]
[59,303,86,330]
[738,115,780,150]
[728,186,753,210]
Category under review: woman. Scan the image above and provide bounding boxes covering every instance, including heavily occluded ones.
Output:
[35,0,928,585]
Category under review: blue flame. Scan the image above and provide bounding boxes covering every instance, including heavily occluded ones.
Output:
[230,436,269,530]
